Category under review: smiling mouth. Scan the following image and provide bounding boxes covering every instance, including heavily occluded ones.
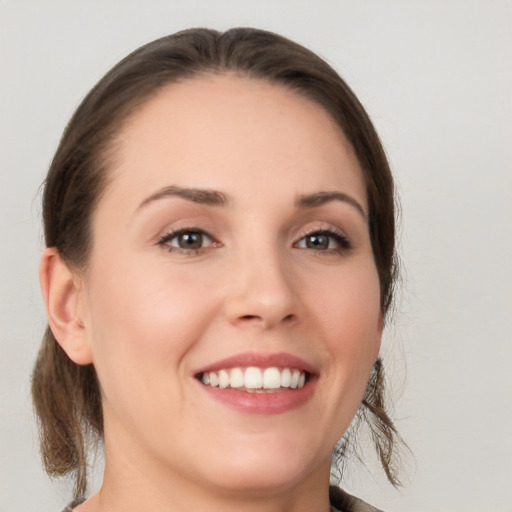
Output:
[197,367,309,392]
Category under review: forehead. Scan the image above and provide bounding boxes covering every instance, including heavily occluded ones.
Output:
[106,74,366,210]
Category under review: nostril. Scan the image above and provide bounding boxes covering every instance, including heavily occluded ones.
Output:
[238,313,296,324]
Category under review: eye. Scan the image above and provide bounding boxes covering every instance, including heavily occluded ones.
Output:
[158,229,216,253]
[295,230,351,252]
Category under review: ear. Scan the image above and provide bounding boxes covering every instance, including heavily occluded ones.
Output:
[40,248,93,365]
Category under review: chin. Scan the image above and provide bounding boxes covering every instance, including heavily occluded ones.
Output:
[207,466,308,497]
[197,440,328,497]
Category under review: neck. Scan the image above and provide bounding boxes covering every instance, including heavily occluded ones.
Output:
[77,447,333,512]
[77,414,335,512]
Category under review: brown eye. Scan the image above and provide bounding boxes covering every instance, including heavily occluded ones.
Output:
[176,232,203,249]
[305,234,329,250]
[159,230,215,252]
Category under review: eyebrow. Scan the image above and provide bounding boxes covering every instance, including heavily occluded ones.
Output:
[296,191,367,219]
[137,185,229,210]
[137,185,366,219]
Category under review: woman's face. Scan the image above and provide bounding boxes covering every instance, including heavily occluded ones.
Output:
[77,75,382,495]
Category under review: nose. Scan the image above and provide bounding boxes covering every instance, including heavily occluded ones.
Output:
[223,249,299,330]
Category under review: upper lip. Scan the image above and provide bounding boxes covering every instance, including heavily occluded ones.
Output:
[194,351,317,376]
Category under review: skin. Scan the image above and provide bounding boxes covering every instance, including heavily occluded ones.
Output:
[42,75,383,512]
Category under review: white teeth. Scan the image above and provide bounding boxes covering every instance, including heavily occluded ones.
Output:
[218,369,229,389]
[209,372,219,387]
[244,367,263,389]
[263,367,281,389]
[281,368,291,388]
[290,369,300,389]
[200,367,308,391]
[229,368,244,388]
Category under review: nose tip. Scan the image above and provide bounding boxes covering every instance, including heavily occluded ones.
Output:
[224,258,299,330]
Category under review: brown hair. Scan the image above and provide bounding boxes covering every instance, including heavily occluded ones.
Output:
[32,27,402,497]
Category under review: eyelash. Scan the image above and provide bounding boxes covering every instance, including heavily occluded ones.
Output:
[157,228,352,255]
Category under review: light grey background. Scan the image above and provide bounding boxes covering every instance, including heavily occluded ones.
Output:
[1,1,511,511]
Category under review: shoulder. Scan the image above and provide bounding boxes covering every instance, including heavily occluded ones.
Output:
[62,490,380,512]
[330,485,385,512]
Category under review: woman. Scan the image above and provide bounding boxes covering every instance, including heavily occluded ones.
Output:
[32,27,402,512]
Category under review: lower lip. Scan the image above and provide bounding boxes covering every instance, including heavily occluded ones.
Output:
[198,379,317,415]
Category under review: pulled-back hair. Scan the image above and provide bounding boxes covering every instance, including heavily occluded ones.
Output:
[32,27,402,497]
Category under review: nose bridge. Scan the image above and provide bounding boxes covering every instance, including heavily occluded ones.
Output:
[224,241,298,328]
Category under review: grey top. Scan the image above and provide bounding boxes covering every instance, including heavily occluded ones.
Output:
[61,486,384,512]
[61,497,85,512]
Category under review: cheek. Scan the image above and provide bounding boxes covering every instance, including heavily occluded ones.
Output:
[312,262,381,345]
[83,257,220,394]
[310,262,382,391]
